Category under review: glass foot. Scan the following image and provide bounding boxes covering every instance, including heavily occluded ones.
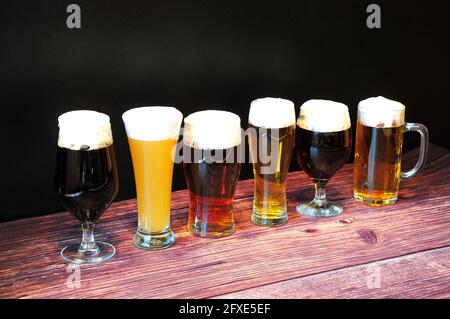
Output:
[297,201,343,218]
[133,227,176,250]
[61,241,115,264]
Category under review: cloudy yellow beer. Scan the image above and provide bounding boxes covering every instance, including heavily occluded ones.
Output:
[128,137,177,233]
[123,106,183,250]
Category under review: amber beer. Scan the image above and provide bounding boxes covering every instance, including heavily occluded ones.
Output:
[182,110,242,238]
[248,97,295,226]
[122,106,183,249]
[353,96,429,206]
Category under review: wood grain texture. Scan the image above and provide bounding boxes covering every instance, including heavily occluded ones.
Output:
[213,246,450,299]
[0,145,449,299]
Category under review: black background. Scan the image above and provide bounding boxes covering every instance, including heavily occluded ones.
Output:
[0,0,449,222]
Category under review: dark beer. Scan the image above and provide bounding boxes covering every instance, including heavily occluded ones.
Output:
[295,99,352,218]
[295,127,352,183]
[55,110,118,264]
[55,144,119,223]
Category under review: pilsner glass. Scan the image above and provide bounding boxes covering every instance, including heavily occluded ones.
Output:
[295,100,352,218]
[353,96,429,206]
[122,106,183,250]
[55,110,119,264]
[248,97,296,226]
[182,110,242,238]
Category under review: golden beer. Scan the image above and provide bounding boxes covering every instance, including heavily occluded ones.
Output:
[353,96,429,206]
[248,98,296,226]
[123,106,183,249]
[353,122,404,205]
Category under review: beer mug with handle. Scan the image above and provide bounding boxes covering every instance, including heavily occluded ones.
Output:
[353,96,429,206]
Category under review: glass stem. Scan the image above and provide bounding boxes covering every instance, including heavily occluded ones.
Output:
[313,181,328,207]
[79,222,99,254]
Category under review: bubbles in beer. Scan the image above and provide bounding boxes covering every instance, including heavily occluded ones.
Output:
[358,96,405,128]
[122,106,183,141]
[248,97,296,128]
[58,110,113,151]
[297,99,351,132]
[183,110,242,150]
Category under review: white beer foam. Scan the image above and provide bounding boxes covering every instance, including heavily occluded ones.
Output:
[248,97,296,128]
[358,96,405,128]
[183,110,242,149]
[122,106,183,141]
[58,110,113,151]
[297,99,351,132]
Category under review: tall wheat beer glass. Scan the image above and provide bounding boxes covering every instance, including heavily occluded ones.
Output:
[182,110,242,238]
[353,96,429,206]
[123,107,183,249]
[248,97,296,226]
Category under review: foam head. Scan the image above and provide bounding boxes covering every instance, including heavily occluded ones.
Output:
[358,96,405,128]
[248,97,296,128]
[58,110,113,150]
[122,106,183,141]
[183,110,242,149]
[297,99,351,132]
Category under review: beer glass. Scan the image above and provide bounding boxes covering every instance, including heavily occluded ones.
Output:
[295,100,352,218]
[353,96,429,206]
[122,106,183,249]
[182,110,242,238]
[248,97,295,226]
[55,110,119,264]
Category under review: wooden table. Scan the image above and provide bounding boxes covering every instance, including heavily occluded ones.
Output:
[0,145,449,299]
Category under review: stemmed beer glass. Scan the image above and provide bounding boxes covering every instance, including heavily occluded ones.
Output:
[55,110,119,264]
[295,100,352,218]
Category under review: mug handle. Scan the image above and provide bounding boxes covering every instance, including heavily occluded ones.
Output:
[401,123,429,179]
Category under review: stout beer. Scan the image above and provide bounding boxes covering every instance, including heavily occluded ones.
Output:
[55,144,119,223]
[55,110,118,264]
[295,127,351,182]
[295,100,352,218]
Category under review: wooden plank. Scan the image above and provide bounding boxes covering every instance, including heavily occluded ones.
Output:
[213,246,450,299]
[0,144,448,299]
